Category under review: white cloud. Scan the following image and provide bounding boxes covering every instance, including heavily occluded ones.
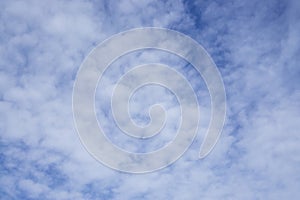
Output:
[0,0,299,199]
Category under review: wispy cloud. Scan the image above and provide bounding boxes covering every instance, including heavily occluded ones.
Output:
[0,0,299,199]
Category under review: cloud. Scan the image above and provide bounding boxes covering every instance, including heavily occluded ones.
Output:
[0,0,299,199]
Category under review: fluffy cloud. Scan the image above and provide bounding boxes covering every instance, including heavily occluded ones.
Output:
[0,0,299,199]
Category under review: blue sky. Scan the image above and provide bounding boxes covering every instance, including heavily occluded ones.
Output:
[0,0,300,199]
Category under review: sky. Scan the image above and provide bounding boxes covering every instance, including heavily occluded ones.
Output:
[0,0,300,199]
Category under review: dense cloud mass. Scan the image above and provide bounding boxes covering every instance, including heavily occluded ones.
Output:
[0,0,299,199]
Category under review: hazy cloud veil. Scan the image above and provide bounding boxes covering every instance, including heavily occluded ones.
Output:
[0,0,299,199]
